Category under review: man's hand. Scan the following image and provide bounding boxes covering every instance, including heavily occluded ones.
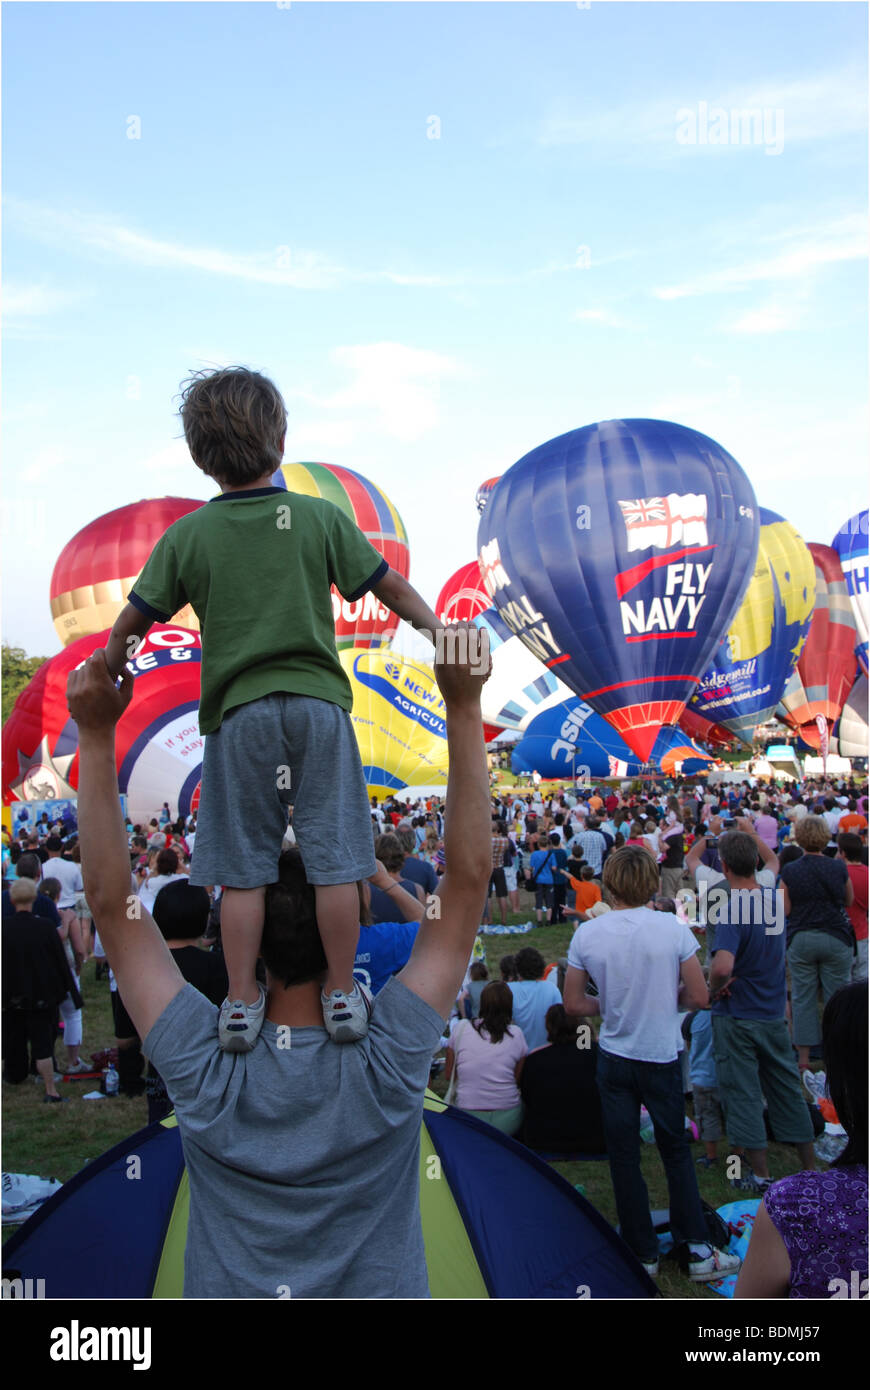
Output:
[67,650,134,731]
[735,816,756,834]
[433,623,491,705]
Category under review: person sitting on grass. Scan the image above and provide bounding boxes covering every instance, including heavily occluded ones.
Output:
[564,844,740,1283]
[444,982,528,1136]
[519,1003,606,1156]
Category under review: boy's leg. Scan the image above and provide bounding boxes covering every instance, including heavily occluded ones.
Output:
[641,1058,709,1247]
[595,1050,659,1263]
[315,883,361,995]
[221,887,266,1005]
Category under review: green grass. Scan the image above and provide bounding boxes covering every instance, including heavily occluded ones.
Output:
[4,904,813,1297]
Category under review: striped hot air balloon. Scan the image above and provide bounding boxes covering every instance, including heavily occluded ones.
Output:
[275,462,410,649]
[831,510,869,676]
[2,1099,656,1299]
[778,544,858,749]
[49,498,204,646]
[475,476,502,516]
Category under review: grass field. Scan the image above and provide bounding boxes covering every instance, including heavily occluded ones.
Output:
[2,890,818,1298]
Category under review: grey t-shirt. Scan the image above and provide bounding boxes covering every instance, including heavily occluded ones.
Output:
[144,976,444,1298]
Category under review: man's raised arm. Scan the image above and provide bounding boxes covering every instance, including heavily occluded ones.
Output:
[397,626,492,1018]
[67,651,185,1039]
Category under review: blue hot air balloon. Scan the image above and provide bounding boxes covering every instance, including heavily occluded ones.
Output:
[688,509,816,746]
[831,511,869,676]
[477,419,759,762]
[510,698,712,780]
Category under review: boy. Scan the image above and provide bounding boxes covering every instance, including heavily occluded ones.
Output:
[105,367,442,1048]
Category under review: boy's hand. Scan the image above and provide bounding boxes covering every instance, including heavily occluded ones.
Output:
[434,623,491,707]
[368,860,395,892]
[66,650,135,731]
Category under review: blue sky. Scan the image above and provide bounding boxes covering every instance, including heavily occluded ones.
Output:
[3,0,867,658]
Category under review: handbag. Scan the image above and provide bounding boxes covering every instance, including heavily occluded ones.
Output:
[444,1020,469,1105]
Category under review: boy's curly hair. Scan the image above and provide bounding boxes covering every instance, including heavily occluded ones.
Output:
[178,367,287,486]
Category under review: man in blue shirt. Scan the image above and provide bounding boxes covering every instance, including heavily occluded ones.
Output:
[708,831,816,1195]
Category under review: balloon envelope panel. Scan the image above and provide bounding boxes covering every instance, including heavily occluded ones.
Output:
[3,627,203,824]
[689,510,815,745]
[831,511,869,676]
[278,462,410,649]
[49,498,204,646]
[435,561,490,625]
[340,648,449,796]
[778,544,858,748]
[478,419,759,762]
[473,607,572,732]
[833,674,868,759]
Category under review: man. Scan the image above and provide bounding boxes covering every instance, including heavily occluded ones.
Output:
[564,846,738,1282]
[707,831,816,1194]
[2,878,80,1100]
[67,633,491,1298]
[396,827,438,898]
[572,817,607,879]
[686,816,778,965]
[489,820,512,926]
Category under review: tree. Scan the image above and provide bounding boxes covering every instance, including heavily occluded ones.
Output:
[2,645,50,725]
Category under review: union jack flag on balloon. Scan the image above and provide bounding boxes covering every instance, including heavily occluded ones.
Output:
[477,418,760,763]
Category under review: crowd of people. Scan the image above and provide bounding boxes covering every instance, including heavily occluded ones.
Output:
[2,368,866,1298]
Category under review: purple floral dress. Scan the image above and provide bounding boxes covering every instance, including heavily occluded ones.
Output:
[764,1165,868,1298]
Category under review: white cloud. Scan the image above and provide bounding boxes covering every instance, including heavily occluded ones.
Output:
[574,308,626,327]
[727,302,803,335]
[2,284,83,317]
[298,342,468,443]
[653,214,866,301]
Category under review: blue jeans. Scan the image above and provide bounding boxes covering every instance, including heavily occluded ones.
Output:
[596,1048,708,1262]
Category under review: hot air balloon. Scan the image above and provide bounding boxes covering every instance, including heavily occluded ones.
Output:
[831,510,869,675]
[339,648,450,797]
[832,674,868,760]
[473,607,572,732]
[3,627,203,825]
[510,698,712,781]
[777,544,858,749]
[435,561,490,625]
[677,706,734,751]
[477,419,759,762]
[688,509,815,745]
[49,499,204,647]
[276,462,409,649]
[475,476,501,516]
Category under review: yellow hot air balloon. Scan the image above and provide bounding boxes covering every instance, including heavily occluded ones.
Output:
[689,509,815,744]
[340,649,449,798]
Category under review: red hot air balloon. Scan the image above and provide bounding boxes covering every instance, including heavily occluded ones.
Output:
[678,706,734,750]
[778,544,858,749]
[50,499,204,647]
[3,627,204,825]
[435,562,490,626]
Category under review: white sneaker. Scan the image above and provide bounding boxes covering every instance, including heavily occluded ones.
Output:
[218,986,267,1052]
[641,1259,660,1278]
[686,1246,742,1282]
[322,981,373,1043]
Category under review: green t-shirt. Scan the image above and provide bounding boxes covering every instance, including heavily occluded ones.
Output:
[129,487,388,733]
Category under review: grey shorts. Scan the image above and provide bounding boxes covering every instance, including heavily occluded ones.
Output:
[189,693,377,890]
[692,1085,723,1142]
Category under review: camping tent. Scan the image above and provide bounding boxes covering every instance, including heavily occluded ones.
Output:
[3,1093,656,1300]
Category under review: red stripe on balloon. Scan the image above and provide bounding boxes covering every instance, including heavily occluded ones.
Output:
[613,545,716,600]
[582,674,699,699]
[625,631,698,642]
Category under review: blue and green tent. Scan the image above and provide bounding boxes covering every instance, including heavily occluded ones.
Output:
[3,1093,656,1299]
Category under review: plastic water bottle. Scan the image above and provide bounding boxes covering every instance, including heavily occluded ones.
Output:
[105,1064,119,1097]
